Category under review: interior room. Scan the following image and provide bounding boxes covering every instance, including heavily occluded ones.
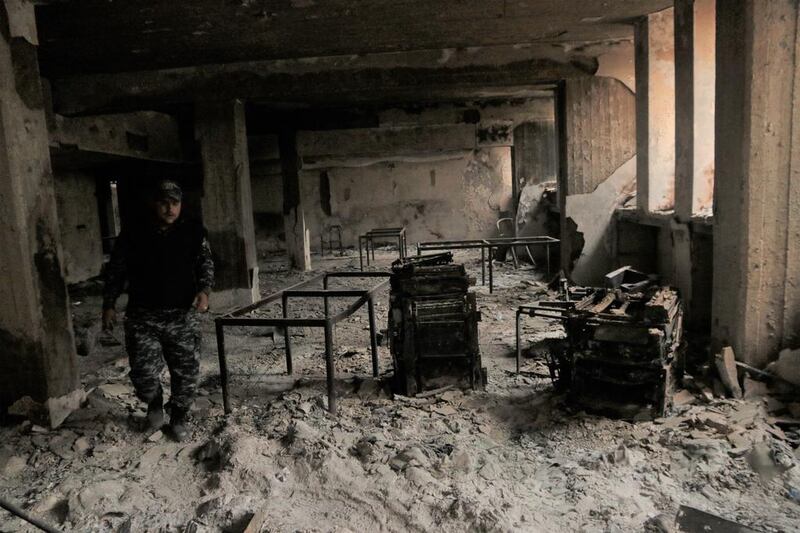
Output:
[1,1,799,531]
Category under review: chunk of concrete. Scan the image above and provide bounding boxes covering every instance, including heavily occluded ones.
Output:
[766,348,800,386]
[46,389,87,429]
[715,346,743,399]
[743,377,769,400]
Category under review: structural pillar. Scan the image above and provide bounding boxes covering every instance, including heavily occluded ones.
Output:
[196,100,259,310]
[674,0,716,221]
[635,7,675,214]
[0,1,79,416]
[279,130,311,271]
[671,0,716,320]
[712,0,800,367]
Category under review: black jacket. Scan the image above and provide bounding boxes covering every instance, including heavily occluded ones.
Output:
[103,218,214,310]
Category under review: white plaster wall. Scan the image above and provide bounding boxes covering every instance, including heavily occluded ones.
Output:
[249,101,533,251]
[302,148,513,248]
[567,157,637,285]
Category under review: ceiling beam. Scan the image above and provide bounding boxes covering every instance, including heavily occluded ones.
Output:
[36,0,671,75]
[51,44,597,116]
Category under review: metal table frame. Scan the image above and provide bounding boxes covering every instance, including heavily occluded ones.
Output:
[359,227,407,270]
[416,236,559,293]
[320,224,344,256]
[514,287,615,374]
[214,271,391,414]
[515,301,575,374]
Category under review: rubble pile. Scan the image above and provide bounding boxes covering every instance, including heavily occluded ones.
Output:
[0,251,797,532]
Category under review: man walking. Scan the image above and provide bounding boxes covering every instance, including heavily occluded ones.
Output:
[102,180,214,441]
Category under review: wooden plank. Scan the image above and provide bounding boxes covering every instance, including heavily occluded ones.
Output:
[243,508,269,533]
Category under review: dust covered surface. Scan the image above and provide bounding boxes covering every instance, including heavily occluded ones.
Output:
[1,250,799,532]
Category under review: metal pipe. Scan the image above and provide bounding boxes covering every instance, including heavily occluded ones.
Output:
[215,319,231,414]
[323,276,329,318]
[217,317,328,327]
[481,247,485,285]
[368,296,379,377]
[228,274,325,317]
[546,243,551,276]
[330,294,371,323]
[489,246,494,293]
[324,322,336,414]
[282,293,293,375]
[0,497,63,533]
[325,271,391,278]
[516,310,522,374]
[283,290,368,298]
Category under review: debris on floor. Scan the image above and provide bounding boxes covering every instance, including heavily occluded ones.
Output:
[1,251,798,532]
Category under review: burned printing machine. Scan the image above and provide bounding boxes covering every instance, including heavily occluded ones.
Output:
[517,266,685,419]
[388,253,487,395]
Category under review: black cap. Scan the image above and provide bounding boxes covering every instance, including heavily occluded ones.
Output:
[154,179,182,202]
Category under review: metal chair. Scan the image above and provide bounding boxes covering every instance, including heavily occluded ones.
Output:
[320,224,343,256]
[496,217,535,268]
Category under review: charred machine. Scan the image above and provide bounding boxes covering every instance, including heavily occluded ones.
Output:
[388,253,486,395]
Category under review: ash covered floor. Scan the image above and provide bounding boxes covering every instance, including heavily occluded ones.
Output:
[1,251,799,532]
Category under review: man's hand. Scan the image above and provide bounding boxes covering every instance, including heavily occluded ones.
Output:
[193,291,210,313]
[102,308,117,331]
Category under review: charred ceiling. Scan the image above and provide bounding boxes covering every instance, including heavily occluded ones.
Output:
[35,0,672,77]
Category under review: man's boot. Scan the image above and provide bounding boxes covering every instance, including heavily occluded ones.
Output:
[169,408,189,442]
[146,390,164,431]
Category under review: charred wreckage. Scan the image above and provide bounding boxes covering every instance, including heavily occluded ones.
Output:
[517,266,685,419]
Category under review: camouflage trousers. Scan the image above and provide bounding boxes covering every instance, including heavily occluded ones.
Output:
[124,308,201,415]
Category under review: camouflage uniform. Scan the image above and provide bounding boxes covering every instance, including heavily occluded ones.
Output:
[103,222,214,416]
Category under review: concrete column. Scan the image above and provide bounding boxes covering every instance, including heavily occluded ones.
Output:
[675,0,716,221]
[671,0,716,319]
[196,100,259,310]
[279,130,311,271]
[0,1,79,416]
[635,8,675,214]
[712,0,800,367]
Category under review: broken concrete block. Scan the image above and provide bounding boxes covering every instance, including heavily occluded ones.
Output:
[7,395,47,423]
[46,388,87,429]
[726,430,754,450]
[766,396,785,413]
[747,442,791,481]
[743,377,769,400]
[715,347,743,399]
[97,383,130,397]
[73,437,92,455]
[673,389,696,407]
[49,430,79,460]
[389,446,429,471]
[700,412,732,434]
[1,454,28,477]
[766,348,800,386]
